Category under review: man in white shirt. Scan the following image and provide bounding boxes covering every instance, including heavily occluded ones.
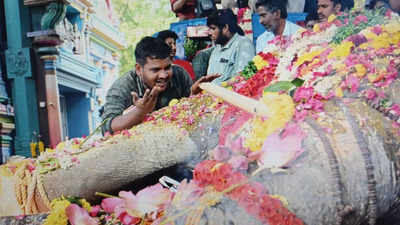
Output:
[255,0,303,53]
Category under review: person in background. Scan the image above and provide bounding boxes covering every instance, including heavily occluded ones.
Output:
[305,12,319,30]
[101,37,219,134]
[255,0,302,53]
[368,0,400,13]
[341,0,354,10]
[317,0,342,22]
[170,0,197,20]
[388,0,400,12]
[192,46,215,80]
[206,9,255,85]
[157,30,196,81]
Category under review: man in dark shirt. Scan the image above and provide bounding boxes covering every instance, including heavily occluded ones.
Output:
[102,37,218,134]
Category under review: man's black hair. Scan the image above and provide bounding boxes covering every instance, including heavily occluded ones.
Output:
[255,0,288,19]
[325,0,349,11]
[207,9,245,35]
[157,30,179,42]
[237,0,249,8]
[135,37,171,66]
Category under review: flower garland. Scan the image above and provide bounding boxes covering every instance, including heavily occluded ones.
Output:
[192,160,304,225]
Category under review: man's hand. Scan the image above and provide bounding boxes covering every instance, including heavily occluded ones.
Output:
[110,86,163,133]
[190,74,221,95]
[132,87,163,115]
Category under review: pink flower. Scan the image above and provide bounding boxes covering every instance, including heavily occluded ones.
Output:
[365,89,377,100]
[213,146,231,161]
[293,109,309,122]
[15,215,25,220]
[121,130,132,138]
[390,104,400,116]
[353,15,368,26]
[228,155,248,171]
[371,26,383,35]
[89,205,101,217]
[186,115,195,125]
[385,9,393,18]
[66,204,98,225]
[308,98,324,112]
[104,131,111,138]
[258,124,306,168]
[226,136,247,155]
[120,184,172,218]
[26,163,35,173]
[115,210,140,225]
[101,197,123,213]
[345,74,360,93]
[172,180,204,209]
[293,87,314,102]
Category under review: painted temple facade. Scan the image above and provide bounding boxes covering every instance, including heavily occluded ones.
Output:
[0,0,125,162]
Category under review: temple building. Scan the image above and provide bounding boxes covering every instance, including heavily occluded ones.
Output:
[0,0,125,162]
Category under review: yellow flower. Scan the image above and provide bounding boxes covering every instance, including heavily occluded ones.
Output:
[253,55,269,70]
[244,92,294,152]
[371,34,391,50]
[359,43,369,49]
[334,62,346,71]
[313,24,320,33]
[335,87,343,98]
[361,29,378,40]
[43,198,71,225]
[327,14,337,23]
[384,23,400,34]
[354,64,367,77]
[270,195,289,207]
[328,41,354,59]
[168,99,179,106]
[295,49,324,67]
[55,142,66,151]
[80,199,92,211]
[46,148,55,153]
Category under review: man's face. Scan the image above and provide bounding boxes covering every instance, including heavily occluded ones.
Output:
[317,0,340,22]
[389,0,400,11]
[208,24,230,45]
[256,6,279,32]
[136,57,173,92]
[164,37,176,59]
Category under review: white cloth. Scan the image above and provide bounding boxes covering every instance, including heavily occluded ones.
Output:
[256,20,302,53]
[287,0,306,13]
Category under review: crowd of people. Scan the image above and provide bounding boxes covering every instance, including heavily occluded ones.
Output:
[101,0,400,135]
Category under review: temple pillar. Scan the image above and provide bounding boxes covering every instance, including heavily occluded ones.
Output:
[38,48,62,148]
[4,0,40,157]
